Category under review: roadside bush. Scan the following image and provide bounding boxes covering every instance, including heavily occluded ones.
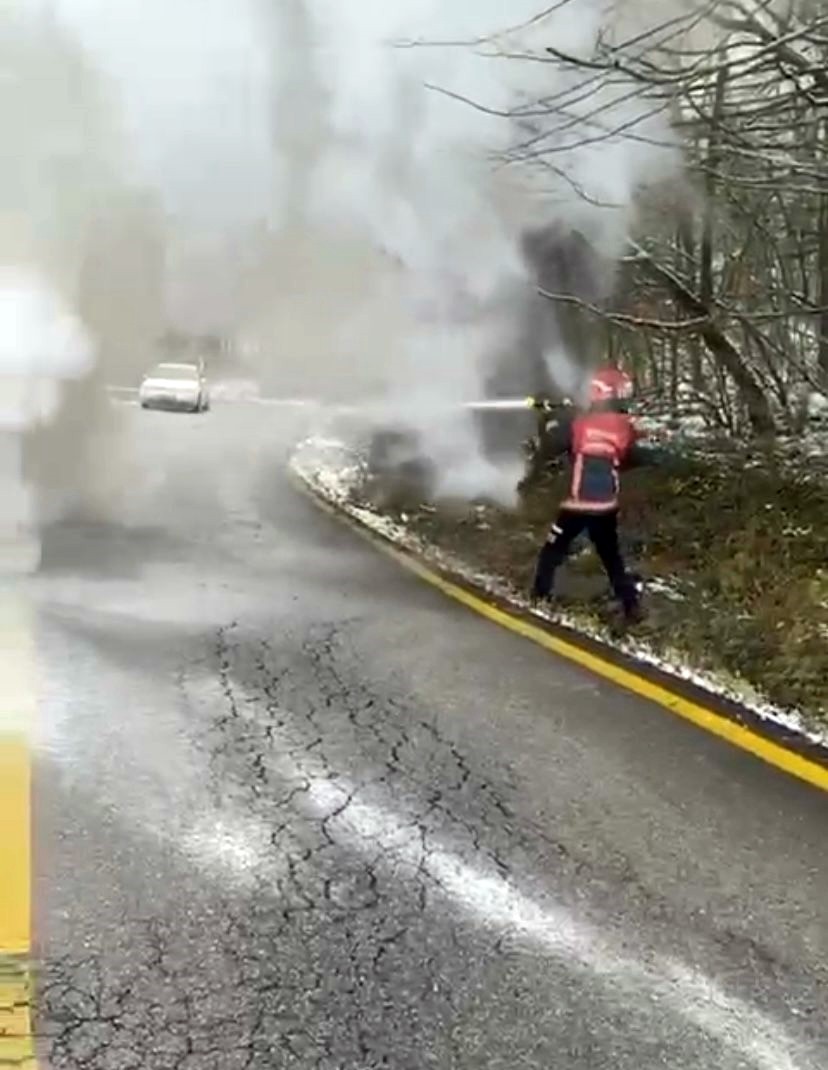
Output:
[374,451,828,722]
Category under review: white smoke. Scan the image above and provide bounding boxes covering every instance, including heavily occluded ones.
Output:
[0,269,94,429]
[0,5,109,569]
[3,0,685,550]
[0,268,95,570]
[266,0,680,501]
[1,0,265,553]
[55,0,277,333]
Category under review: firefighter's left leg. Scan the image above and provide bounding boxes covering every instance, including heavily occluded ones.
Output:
[586,511,642,619]
[531,510,585,599]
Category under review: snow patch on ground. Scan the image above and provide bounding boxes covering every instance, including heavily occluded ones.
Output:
[636,408,828,481]
[291,436,828,752]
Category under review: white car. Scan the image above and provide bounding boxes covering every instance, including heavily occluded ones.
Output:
[138,361,210,413]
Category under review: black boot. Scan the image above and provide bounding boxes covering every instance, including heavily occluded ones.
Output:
[623,597,645,624]
[531,546,557,604]
[530,580,554,605]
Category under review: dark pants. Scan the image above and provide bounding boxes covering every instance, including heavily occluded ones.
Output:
[532,508,639,612]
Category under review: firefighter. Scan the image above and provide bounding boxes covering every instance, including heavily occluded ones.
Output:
[530,365,648,623]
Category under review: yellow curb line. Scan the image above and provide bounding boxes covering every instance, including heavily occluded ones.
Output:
[295,472,828,796]
[0,740,30,957]
[0,591,38,1068]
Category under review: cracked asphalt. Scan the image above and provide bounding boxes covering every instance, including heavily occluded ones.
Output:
[30,405,828,1069]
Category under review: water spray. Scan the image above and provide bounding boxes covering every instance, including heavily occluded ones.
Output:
[196,394,567,416]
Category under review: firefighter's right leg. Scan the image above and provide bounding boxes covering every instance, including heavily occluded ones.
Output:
[531,511,585,600]
[587,511,642,620]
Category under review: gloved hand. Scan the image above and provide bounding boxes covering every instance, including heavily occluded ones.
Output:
[528,393,555,412]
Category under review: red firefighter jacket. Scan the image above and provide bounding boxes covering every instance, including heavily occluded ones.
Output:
[545,409,642,512]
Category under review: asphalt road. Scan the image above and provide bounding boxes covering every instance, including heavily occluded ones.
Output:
[31,405,828,1069]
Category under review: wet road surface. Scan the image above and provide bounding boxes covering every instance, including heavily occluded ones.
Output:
[30,406,828,1068]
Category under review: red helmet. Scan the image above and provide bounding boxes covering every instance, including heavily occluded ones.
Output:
[587,365,633,406]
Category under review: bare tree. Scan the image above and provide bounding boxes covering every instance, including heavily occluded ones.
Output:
[501,0,828,433]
